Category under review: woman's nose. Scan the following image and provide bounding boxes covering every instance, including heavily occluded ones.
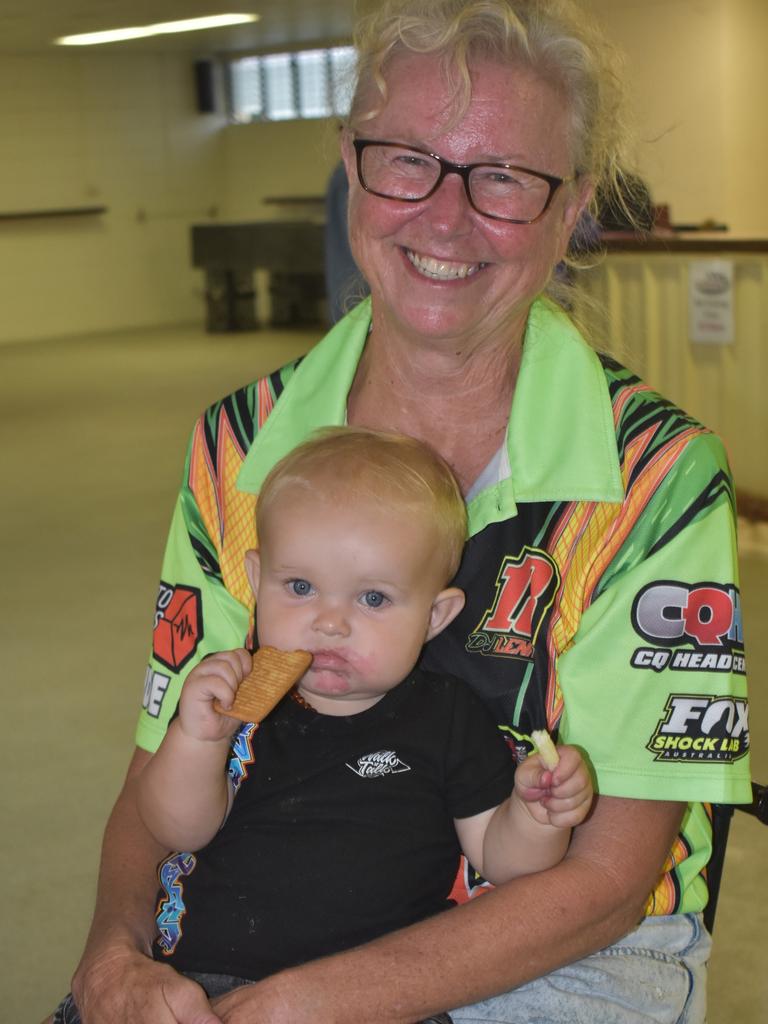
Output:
[421,171,474,235]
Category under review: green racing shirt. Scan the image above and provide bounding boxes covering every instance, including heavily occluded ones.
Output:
[140,295,751,918]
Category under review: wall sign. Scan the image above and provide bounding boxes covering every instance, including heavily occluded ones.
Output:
[688,260,734,344]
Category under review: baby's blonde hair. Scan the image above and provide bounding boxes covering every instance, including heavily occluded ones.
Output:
[257,427,468,582]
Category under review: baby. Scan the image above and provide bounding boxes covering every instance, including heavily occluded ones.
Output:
[136,427,593,996]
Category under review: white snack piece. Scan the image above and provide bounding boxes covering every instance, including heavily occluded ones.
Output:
[531,729,560,770]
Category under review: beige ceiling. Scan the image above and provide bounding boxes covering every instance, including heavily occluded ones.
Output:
[0,0,381,54]
[0,2,653,55]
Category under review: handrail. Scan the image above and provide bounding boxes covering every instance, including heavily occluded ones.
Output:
[0,206,107,222]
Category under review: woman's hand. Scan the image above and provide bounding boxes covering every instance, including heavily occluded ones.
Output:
[211,975,307,1024]
[72,946,222,1024]
[66,747,224,1024]
[210,970,368,1024]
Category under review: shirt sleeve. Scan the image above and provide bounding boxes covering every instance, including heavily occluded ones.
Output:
[557,431,751,804]
[135,425,253,753]
[443,681,517,819]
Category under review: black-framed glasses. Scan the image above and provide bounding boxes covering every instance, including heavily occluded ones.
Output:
[353,138,574,225]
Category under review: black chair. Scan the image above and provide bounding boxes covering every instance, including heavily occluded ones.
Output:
[703,782,768,933]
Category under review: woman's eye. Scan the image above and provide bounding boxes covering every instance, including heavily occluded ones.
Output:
[396,154,426,167]
[477,170,522,189]
[391,153,432,174]
[288,579,312,596]
[361,590,388,609]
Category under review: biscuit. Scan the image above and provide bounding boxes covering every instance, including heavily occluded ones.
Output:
[215,646,313,723]
[531,729,560,770]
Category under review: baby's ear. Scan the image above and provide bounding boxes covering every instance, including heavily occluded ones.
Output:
[425,587,465,641]
[244,549,261,596]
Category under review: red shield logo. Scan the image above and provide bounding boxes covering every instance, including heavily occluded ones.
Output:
[152,582,203,672]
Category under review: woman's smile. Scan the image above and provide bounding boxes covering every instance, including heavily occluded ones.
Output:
[404,247,487,280]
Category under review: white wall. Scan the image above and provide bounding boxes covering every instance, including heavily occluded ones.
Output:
[0,1,766,345]
[0,49,342,346]
[722,0,768,237]
[0,52,226,344]
[221,118,340,222]
[587,0,768,236]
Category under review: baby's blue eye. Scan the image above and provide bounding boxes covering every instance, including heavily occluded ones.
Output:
[362,590,387,608]
[289,579,312,596]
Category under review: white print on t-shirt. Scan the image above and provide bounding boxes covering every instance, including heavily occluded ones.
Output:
[346,750,411,778]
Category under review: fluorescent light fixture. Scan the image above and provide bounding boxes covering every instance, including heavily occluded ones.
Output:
[56,14,259,46]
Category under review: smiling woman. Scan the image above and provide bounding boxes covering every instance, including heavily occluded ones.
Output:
[341,52,587,401]
[48,3,751,1024]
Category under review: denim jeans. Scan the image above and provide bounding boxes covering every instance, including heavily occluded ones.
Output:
[450,914,711,1024]
[52,914,710,1024]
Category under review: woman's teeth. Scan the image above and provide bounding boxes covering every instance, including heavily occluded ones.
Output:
[406,249,484,280]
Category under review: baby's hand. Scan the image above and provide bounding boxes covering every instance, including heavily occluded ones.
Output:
[514,744,593,829]
[178,649,252,742]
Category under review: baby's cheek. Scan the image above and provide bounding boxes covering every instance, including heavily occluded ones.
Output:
[346,649,377,674]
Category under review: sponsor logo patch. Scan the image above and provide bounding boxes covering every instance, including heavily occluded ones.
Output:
[346,750,411,778]
[466,547,559,660]
[152,581,203,672]
[647,694,749,762]
[630,581,745,675]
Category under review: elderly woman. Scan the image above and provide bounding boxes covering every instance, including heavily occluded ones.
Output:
[52,1,750,1023]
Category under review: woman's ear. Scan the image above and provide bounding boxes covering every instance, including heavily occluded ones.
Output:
[425,587,466,641]
[244,549,261,598]
[558,176,595,261]
[569,176,595,226]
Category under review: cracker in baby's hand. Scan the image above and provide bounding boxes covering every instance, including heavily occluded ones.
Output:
[214,646,312,723]
[531,729,560,771]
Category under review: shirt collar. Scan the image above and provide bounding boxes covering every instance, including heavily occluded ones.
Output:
[237,300,371,494]
[238,296,624,532]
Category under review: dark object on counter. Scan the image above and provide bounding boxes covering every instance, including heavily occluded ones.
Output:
[270,271,327,327]
[567,170,653,260]
[202,270,257,332]
[672,221,728,232]
[192,221,325,330]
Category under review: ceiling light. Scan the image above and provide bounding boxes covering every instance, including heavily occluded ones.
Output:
[55,14,259,47]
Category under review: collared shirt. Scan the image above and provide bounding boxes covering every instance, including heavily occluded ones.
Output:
[236,297,624,534]
[140,295,751,917]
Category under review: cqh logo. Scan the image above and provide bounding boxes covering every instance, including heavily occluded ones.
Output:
[630,581,744,675]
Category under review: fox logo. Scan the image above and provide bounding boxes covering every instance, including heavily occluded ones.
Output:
[647,694,749,762]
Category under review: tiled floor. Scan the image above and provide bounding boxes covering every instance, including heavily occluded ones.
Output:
[1,325,765,1023]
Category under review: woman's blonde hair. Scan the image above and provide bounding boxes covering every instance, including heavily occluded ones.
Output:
[349,0,637,237]
[257,427,468,582]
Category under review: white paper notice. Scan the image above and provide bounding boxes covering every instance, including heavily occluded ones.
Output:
[689,260,734,344]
